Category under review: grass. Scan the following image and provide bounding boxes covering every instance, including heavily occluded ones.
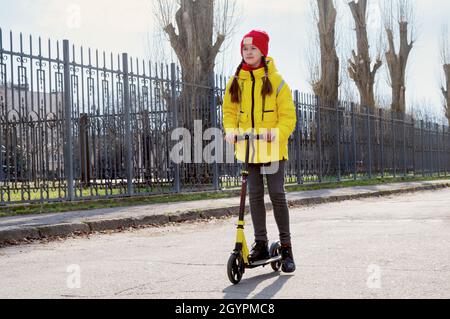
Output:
[0,174,449,218]
[2,184,174,202]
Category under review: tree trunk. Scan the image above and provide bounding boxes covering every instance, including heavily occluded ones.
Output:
[313,0,339,106]
[164,0,224,123]
[385,22,413,114]
[163,0,225,186]
[348,0,382,111]
[442,64,450,126]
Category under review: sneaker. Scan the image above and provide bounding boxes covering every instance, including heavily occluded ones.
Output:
[281,243,296,273]
[248,240,270,263]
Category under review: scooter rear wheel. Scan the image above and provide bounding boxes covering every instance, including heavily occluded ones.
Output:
[227,252,244,284]
[270,242,282,272]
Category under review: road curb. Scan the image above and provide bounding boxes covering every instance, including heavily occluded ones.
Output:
[287,183,450,207]
[38,223,90,238]
[0,228,41,243]
[1,182,449,247]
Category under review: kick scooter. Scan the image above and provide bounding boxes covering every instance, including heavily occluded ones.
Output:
[227,132,282,285]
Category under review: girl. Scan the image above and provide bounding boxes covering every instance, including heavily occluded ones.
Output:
[222,30,297,273]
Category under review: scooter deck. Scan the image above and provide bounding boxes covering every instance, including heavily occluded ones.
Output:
[246,255,282,268]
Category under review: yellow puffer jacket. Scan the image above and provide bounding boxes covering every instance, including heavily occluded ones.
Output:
[222,57,297,164]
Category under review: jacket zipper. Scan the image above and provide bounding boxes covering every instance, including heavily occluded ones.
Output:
[250,71,255,128]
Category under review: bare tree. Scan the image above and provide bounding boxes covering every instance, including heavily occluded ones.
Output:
[145,20,174,65]
[151,0,239,185]
[347,0,382,111]
[305,0,321,94]
[381,0,416,114]
[312,0,340,105]
[152,0,238,88]
[440,25,450,126]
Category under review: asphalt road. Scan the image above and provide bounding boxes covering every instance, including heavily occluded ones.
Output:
[1,188,450,299]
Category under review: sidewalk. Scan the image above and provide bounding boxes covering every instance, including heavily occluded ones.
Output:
[1,179,450,246]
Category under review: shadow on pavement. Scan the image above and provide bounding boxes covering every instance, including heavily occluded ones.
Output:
[223,271,294,299]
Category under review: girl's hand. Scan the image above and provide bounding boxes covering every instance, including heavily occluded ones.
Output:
[265,130,276,142]
[225,132,236,144]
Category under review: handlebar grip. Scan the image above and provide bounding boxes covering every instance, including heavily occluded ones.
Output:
[234,134,265,142]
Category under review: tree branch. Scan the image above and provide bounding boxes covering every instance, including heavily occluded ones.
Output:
[211,33,225,59]
[371,58,382,78]
[385,27,396,55]
[348,64,358,82]
[163,23,184,59]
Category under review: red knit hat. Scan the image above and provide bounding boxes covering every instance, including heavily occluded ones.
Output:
[240,30,270,57]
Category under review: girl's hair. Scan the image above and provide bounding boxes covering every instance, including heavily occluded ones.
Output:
[229,60,244,103]
[261,56,273,105]
[229,56,273,104]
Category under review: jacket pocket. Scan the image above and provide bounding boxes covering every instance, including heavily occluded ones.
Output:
[262,108,277,120]
[261,110,277,127]
[262,102,276,121]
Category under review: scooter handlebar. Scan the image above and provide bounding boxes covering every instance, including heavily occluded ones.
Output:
[234,133,265,143]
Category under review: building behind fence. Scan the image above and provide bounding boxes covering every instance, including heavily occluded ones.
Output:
[0,28,449,204]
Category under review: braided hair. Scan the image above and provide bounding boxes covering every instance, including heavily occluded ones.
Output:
[229,59,244,103]
[261,56,273,103]
[228,56,273,104]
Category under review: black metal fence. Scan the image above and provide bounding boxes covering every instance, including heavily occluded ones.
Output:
[0,29,449,204]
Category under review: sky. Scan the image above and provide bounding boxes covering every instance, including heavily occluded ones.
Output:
[0,0,449,122]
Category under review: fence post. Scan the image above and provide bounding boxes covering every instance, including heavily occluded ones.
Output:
[428,122,434,176]
[122,53,133,196]
[367,106,372,179]
[0,117,3,183]
[426,121,429,176]
[0,42,3,185]
[210,72,219,190]
[351,102,357,180]
[63,39,74,201]
[429,121,433,176]
[316,96,323,183]
[343,103,349,175]
[447,125,449,176]
[411,117,415,176]
[436,123,440,177]
[294,91,303,184]
[421,120,425,177]
[79,113,90,185]
[170,63,181,193]
[403,113,407,177]
[445,124,448,177]
[336,101,341,182]
[392,111,396,178]
[380,108,384,178]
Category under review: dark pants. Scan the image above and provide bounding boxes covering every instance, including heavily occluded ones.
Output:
[247,160,291,245]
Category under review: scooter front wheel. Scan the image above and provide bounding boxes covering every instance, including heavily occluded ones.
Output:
[270,242,282,272]
[227,252,244,284]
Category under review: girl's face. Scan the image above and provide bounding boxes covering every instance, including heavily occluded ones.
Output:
[242,44,263,67]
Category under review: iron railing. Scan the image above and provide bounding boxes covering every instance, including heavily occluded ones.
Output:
[0,28,449,204]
